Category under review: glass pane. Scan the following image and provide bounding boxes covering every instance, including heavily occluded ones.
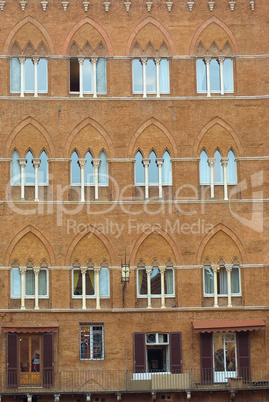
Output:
[138,269,147,295]
[199,150,210,184]
[210,59,220,92]
[160,59,169,93]
[85,151,94,184]
[71,151,81,184]
[20,336,29,372]
[96,58,106,94]
[11,150,21,185]
[11,268,21,297]
[70,58,79,92]
[227,150,237,184]
[37,59,47,92]
[38,151,48,185]
[73,269,82,295]
[25,270,35,296]
[10,58,21,93]
[217,267,227,295]
[92,326,103,359]
[162,151,172,185]
[214,333,224,372]
[98,151,108,185]
[148,151,158,184]
[38,270,47,296]
[25,58,34,92]
[25,151,35,185]
[165,268,173,295]
[135,151,145,184]
[225,335,236,371]
[133,59,143,93]
[146,59,157,93]
[31,336,40,372]
[86,269,95,295]
[100,268,109,297]
[83,59,93,93]
[204,267,214,294]
[196,59,206,92]
[223,59,234,92]
[231,267,240,294]
[151,268,161,295]
[213,150,224,184]
[80,326,91,359]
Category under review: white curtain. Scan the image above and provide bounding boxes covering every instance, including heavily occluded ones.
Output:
[199,150,210,184]
[71,151,81,184]
[204,267,214,294]
[146,59,156,93]
[38,269,47,296]
[25,150,35,185]
[11,268,21,297]
[100,268,109,297]
[37,59,48,92]
[227,150,237,184]
[83,59,93,93]
[85,151,94,185]
[214,150,224,184]
[98,151,108,185]
[10,58,20,93]
[135,151,145,184]
[196,59,206,92]
[159,59,169,93]
[223,58,234,92]
[11,150,21,185]
[96,58,106,94]
[25,270,35,296]
[132,59,143,93]
[218,267,227,295]
[210,59,220,92]
[148,151,158,184]
[162,151,172,184]
[38,150,48,185]
[24,58,34,92]
[165,268,174,295]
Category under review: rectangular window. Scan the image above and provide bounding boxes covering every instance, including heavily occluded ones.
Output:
[70,58,107,94]
[132,59,170,95]
[203,266,240,296]
[80,323,104,360]
[137,267,174,297]
[10,58,48,94]
[11,268,49,298]
[196,58,233,94]
[72,268,110,298]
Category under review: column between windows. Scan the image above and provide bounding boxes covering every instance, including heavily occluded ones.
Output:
[92,159,101,200]
[33,266,40,310]
[32,56,40,98]
[226,264,233,307]
[19,266,27,309]
[142,158,150,200]
[208,158,215,199]
[159,266,166,308]
[78,158,87,202]
[146,267,152,308]
[18,158,27,201]
[33,158,41,201]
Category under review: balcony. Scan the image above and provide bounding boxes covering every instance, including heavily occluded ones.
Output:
[1,368,269,396]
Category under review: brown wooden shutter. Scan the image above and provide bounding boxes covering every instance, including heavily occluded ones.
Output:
[133,333,146,373]
[7,333,18,387]
[42,332,54,387]
[200,332,213,384]
[237,331,250,382]
[170,332,182,373]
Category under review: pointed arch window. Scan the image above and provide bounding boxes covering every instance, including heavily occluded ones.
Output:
[85,151,94,185]
[98,151,108,186]
[162,151,172,185]
[148,151,158,185]
[132,58,170,96]
[199,150,210,184]
[135,151,145,185]
[25,151,35,185]
[10,57,48,95]
[38,151,48,185]
[11,150,21,185]
[213,150,223,184]
[71,151,81,185]
[227,150,237,184]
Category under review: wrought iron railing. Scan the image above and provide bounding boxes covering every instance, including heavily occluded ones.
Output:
[1,367,269,394]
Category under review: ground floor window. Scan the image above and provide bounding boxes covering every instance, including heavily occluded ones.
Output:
[80,323,104,360]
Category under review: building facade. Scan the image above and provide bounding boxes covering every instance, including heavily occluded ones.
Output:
[0,0,269,401]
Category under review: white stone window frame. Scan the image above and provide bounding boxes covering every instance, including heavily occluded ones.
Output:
[10,57,48,97]
[196,56,234,97]
[132,57,170,97]
[79,323,105,360]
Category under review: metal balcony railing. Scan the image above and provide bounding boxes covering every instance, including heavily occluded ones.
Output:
[1,367,269,395]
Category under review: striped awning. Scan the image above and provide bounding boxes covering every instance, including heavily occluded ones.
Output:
[3,326,58,333]
[193,319,265,333]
